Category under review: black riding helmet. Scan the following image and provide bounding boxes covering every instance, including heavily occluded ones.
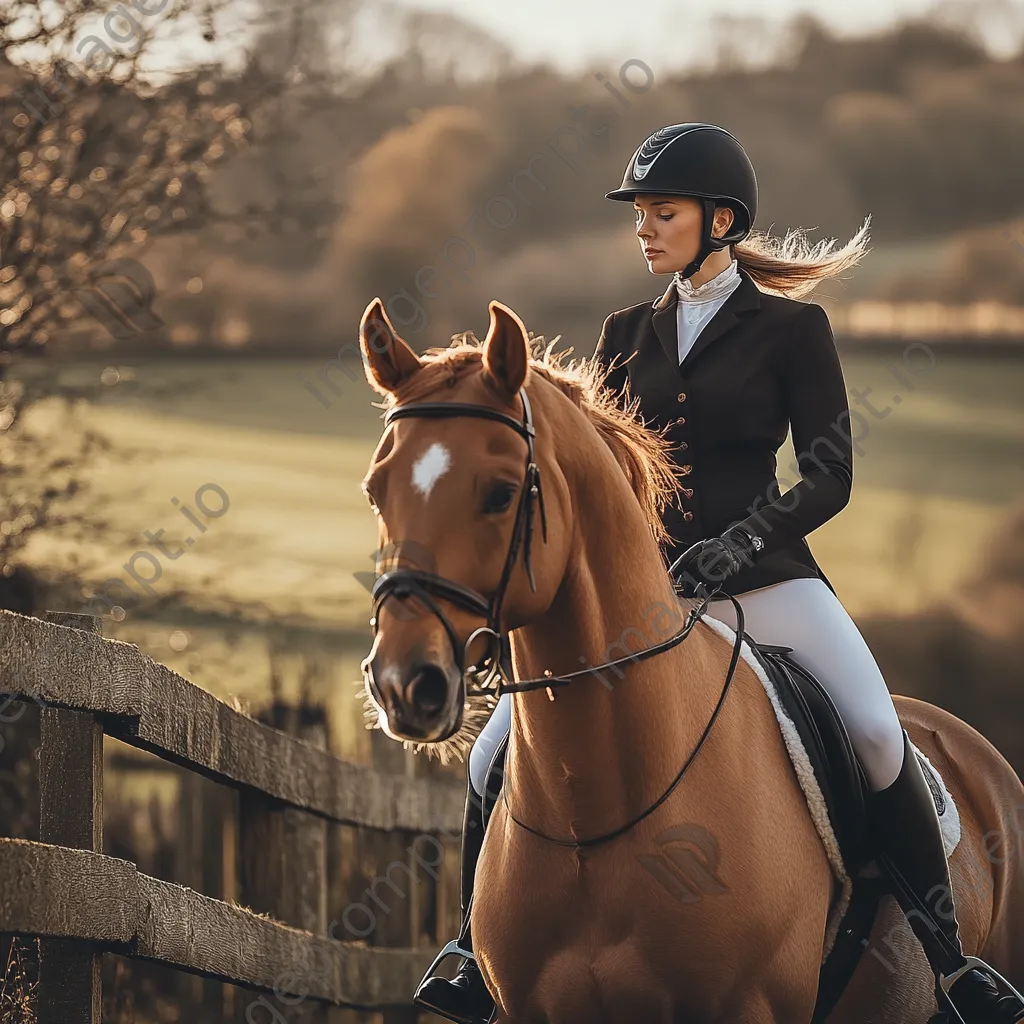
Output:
[606,123,758,280]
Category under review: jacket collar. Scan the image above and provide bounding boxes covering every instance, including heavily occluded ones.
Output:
[651,266,762,373]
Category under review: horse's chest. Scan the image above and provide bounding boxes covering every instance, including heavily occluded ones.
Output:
[473,845,740,1021]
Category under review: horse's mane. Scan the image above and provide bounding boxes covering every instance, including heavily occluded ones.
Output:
[376,330,683,548]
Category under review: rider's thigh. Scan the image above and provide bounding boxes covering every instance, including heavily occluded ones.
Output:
[706,577,905,791]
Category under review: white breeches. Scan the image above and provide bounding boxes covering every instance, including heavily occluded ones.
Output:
[468,577,906,797]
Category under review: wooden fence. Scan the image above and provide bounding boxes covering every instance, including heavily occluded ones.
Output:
[0,609,467,1023]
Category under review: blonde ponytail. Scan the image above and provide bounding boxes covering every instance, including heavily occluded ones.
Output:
[734,215,873,299]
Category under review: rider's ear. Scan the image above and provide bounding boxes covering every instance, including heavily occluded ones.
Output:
[359,298,423,394]
[481,301,529,403]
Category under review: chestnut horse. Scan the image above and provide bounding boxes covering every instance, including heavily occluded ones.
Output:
[357,297,1024,1023]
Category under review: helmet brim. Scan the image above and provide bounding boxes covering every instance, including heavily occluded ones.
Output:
[604,187,705,202]
[605,187,733,203]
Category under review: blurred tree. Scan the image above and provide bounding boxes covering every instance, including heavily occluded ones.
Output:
[215,0,360,264]
[395,7,515,81]
[0,0,254,577]
[0,30,253,352]
[247,0,349,84]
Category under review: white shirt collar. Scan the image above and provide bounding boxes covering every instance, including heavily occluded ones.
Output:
[674,259,740,304]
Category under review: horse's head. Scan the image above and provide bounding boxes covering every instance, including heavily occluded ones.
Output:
[357,298,576,746]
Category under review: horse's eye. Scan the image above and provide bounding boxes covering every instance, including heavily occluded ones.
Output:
[483,482,517,515]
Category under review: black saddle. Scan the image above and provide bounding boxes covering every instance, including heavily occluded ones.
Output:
[747,642,872,873]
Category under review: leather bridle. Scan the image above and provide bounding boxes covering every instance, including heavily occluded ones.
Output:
[364,385,747,848]
[367,388,549,703]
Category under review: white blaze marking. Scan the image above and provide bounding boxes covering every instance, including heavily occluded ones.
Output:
[412,443,452,500]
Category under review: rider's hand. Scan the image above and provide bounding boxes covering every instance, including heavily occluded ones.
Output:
[671,524,765,588]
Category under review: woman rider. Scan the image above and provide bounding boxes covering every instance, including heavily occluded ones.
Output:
[415,122,1024,1024]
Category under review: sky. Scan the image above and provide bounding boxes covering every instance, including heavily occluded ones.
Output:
[382,0,1024,71]
[19,0,1024,84]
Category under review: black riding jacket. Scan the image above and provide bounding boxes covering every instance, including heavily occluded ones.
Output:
[592,267,853,597]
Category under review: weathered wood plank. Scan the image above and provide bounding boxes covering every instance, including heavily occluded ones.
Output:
[37,611,104,1024]
[38,706,102,853]
[175,769,207,1015]
[0,839,436,1007]
[33,938,103,1024]
[0,610,463,832]
[0,840,138,945]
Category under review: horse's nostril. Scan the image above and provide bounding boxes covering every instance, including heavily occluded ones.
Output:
[406,663,450,718]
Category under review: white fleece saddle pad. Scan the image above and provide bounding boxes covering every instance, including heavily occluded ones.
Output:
[699,615,962,961]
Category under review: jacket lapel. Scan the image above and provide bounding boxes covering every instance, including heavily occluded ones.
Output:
[650,268,762,374]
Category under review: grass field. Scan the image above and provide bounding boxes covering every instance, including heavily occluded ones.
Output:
[13,348,1024,632]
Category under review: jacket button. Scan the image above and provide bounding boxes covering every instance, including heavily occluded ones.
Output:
[677,392,687,402]
[683,511,694,522]
[680,464,692,475]
[677,417,686,426]
[679,442,688,450]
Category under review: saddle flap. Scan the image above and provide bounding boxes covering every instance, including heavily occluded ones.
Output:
[753,638,872,872]
[750,643,871,872]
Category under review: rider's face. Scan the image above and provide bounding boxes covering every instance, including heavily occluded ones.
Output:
[633,195,734,276]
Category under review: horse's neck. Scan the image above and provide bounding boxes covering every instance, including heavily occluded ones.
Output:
[505,499,714,842]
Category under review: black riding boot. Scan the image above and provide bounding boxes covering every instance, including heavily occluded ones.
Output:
[414,768,501,1023]
[868,729,1024,1024]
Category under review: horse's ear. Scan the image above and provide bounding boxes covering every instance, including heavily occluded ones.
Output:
[359,298,423,394]
[481,301,529,402]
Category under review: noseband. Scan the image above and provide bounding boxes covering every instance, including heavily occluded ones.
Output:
[365,384,747,849]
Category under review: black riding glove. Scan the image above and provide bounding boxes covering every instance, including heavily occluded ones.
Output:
[670,524,766,589]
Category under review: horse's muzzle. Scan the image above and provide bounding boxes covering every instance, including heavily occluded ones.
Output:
[363,653,464,742]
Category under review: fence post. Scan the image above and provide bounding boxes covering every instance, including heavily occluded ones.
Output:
[37,611,103,1024]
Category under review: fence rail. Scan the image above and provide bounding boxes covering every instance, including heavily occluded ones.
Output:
[0,609,464,832]
[0,608,466,1022]
[0,839,434,1005]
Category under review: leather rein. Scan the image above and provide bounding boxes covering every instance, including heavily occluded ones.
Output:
[367,386,748,849]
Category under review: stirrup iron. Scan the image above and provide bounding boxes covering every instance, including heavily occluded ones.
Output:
[413,940,499,1024]
[935,956,1024,1024]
